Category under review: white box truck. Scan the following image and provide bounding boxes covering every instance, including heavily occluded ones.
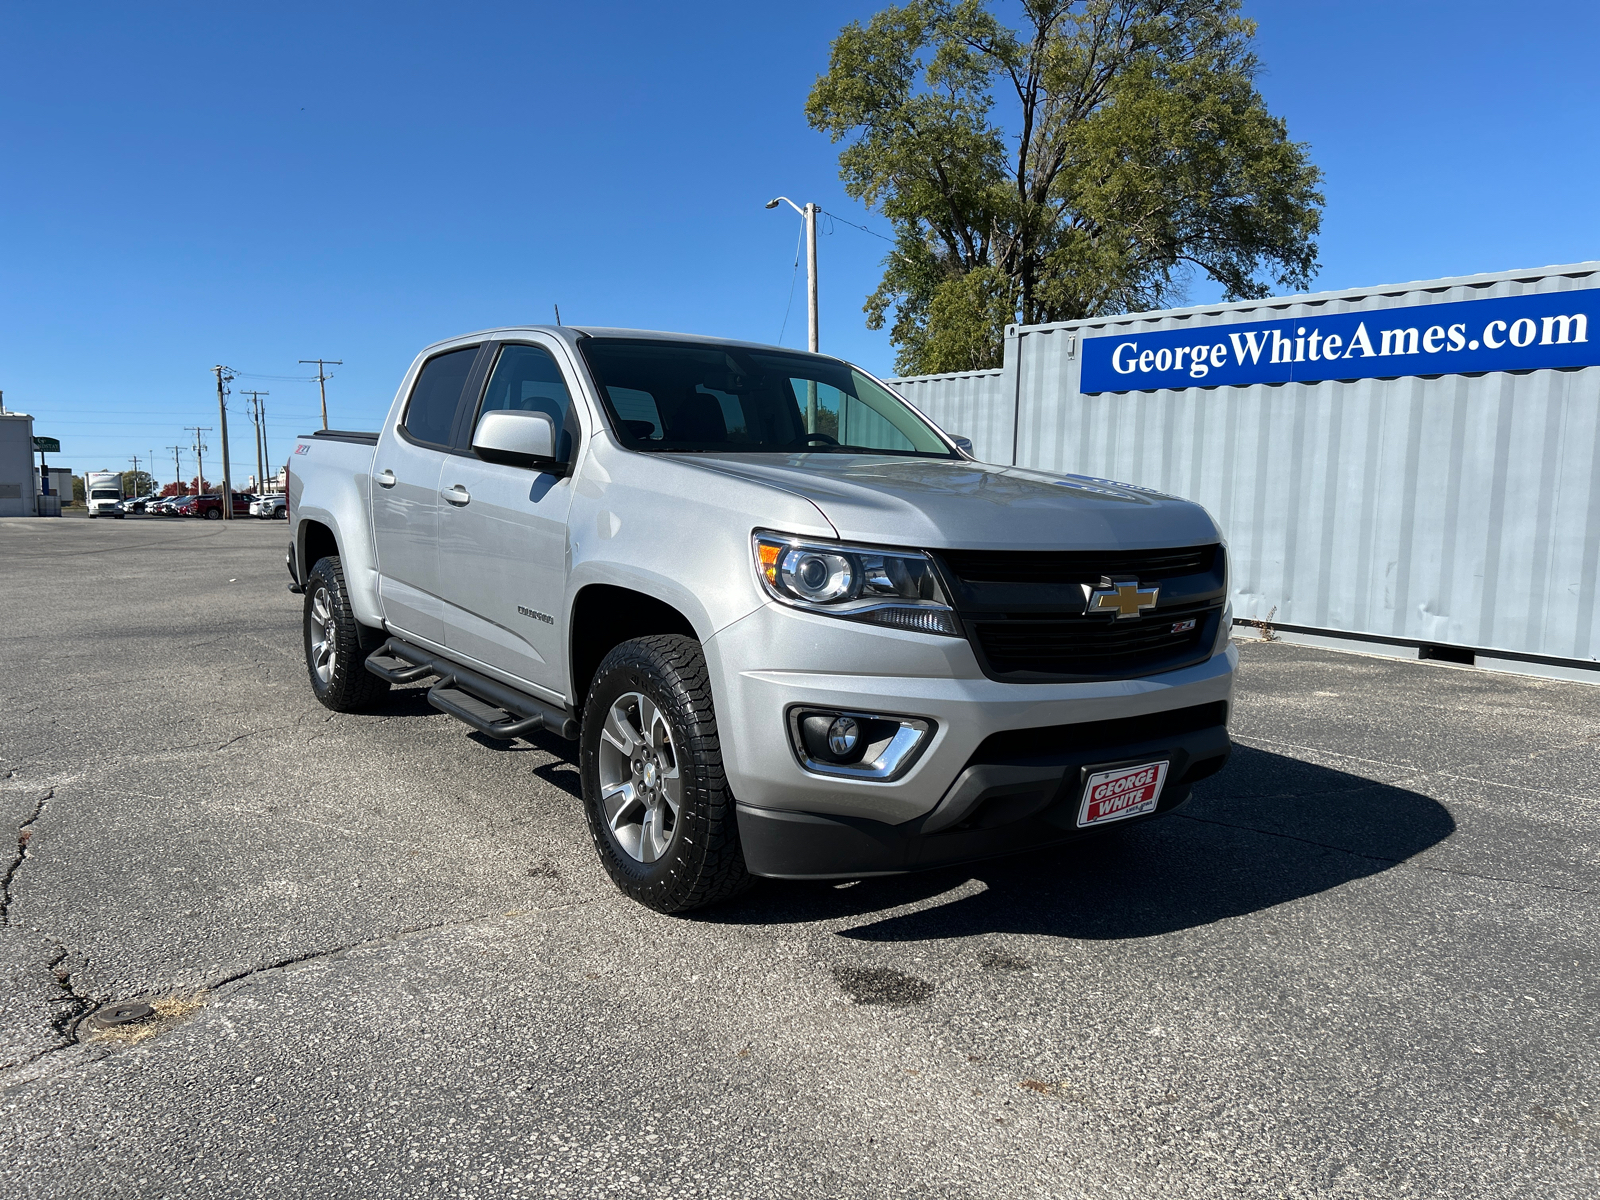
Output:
[86,471,124,518]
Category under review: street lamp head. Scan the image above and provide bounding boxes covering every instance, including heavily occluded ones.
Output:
[765,199,780,209]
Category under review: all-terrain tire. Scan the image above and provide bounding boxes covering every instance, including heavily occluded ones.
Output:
[303,555,389,712]
[580,635,752,914]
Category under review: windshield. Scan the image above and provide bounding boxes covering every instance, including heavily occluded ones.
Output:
[91,489,119,499]
[578,338,955,458]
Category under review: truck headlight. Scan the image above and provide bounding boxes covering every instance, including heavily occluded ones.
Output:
[753,532,961,637]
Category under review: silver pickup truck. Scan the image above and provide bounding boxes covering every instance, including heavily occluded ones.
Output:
[286,327,1236,912]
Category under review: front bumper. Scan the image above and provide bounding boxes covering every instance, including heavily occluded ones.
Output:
[705,603,1235,818]
[703,601,1236,878]
[737,705,1229,878]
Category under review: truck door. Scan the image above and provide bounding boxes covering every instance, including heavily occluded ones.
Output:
[371,343,483,648]
[435,339,578,701]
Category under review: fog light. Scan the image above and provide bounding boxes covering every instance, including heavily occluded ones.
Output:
[827,716,859,756]
[789,708,935,781]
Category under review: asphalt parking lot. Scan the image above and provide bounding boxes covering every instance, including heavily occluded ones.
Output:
[1,516,1597,1198]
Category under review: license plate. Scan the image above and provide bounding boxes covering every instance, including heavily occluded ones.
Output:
[1077,761,1170,828]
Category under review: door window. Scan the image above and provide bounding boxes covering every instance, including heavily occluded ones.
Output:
[477,343,577,460]
[403,346,479,447]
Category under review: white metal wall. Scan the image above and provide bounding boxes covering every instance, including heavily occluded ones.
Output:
[889,366,1010,464]
[892,262,1600,665]
[0,414,37,518]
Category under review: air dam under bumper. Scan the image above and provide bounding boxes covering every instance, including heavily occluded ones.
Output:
[736,705,1229,879]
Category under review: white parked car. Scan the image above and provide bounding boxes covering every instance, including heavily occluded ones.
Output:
[251,495,288,519]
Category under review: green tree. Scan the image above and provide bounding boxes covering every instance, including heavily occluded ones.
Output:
[806,0,1324,375]
[120,469,155,498]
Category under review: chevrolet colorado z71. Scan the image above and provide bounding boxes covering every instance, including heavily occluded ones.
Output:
[286,327,1235,912]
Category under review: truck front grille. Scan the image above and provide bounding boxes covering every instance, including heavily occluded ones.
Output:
[932,544,1226,683]
[970,604,1214,679]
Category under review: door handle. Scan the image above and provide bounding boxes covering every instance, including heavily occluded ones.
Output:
[442,484,471,507]
[375,469,397,488]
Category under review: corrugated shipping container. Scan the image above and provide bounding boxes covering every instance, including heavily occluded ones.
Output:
[891,261,1600,671]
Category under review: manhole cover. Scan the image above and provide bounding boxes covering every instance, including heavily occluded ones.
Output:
[91,1002,154,1029]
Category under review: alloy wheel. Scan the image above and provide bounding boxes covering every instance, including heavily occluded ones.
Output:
[596,691,683,864]
[307,587,336,685]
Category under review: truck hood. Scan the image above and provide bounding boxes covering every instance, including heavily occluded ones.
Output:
[674,453,1221,550]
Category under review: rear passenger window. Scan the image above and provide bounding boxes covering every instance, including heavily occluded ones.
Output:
[404,346,479,446]
[478,343,577,460]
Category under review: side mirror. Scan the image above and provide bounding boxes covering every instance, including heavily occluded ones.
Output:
[951,434,974,457]
[473,410,561,470]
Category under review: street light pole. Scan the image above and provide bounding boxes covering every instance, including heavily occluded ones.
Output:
[766,197,819,352]
[766,196,820,433]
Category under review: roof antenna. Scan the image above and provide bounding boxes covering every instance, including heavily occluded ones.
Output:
[553,304,562,326]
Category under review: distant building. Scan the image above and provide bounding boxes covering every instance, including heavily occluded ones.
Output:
[0,411,37,517]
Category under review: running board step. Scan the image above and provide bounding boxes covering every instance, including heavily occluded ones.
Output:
[427,682,545,739]
[362,637,579,741]
[364,650,436,684]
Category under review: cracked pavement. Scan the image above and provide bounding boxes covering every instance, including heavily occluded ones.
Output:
[0,515,1597,1198]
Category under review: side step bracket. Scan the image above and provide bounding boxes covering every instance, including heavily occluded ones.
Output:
[363,637,579,741]
[427,680,545,739]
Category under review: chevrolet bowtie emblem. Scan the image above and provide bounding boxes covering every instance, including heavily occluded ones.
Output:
[1089,579,1160,619]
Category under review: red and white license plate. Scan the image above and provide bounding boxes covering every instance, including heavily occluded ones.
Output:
[1077,761,1170,828]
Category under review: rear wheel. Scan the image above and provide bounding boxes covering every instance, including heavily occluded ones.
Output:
[580,635,750,913]
[303,555,389,712]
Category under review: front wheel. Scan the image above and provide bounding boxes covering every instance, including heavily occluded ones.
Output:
[204,508,221,520]
[579,635,750,914]
[302,555,389,712]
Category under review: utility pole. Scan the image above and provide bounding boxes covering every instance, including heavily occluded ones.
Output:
[211,366,235,519]
[299,359,342,431]
[167,445,185,495]
[258,398,270,491]
[242,390,269,495]
[128,455,140,498]
[188,426,212,499]
[765,197,820,432]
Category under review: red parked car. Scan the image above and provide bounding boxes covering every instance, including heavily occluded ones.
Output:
[191,492,256,520]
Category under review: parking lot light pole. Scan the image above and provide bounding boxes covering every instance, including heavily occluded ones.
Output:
[765,196,820,432]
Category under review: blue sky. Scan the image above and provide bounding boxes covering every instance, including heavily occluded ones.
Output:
[2,1,1596,482]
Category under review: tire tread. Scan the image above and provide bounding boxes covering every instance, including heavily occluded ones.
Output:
[580,635,751,913]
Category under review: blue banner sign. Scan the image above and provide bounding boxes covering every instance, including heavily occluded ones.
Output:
[1079,289,1599,393]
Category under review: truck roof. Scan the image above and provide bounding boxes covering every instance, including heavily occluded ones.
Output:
[421,325,847,363]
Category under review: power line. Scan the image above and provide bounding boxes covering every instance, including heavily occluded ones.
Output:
[777,220,804,346]
[818,208,897,243]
